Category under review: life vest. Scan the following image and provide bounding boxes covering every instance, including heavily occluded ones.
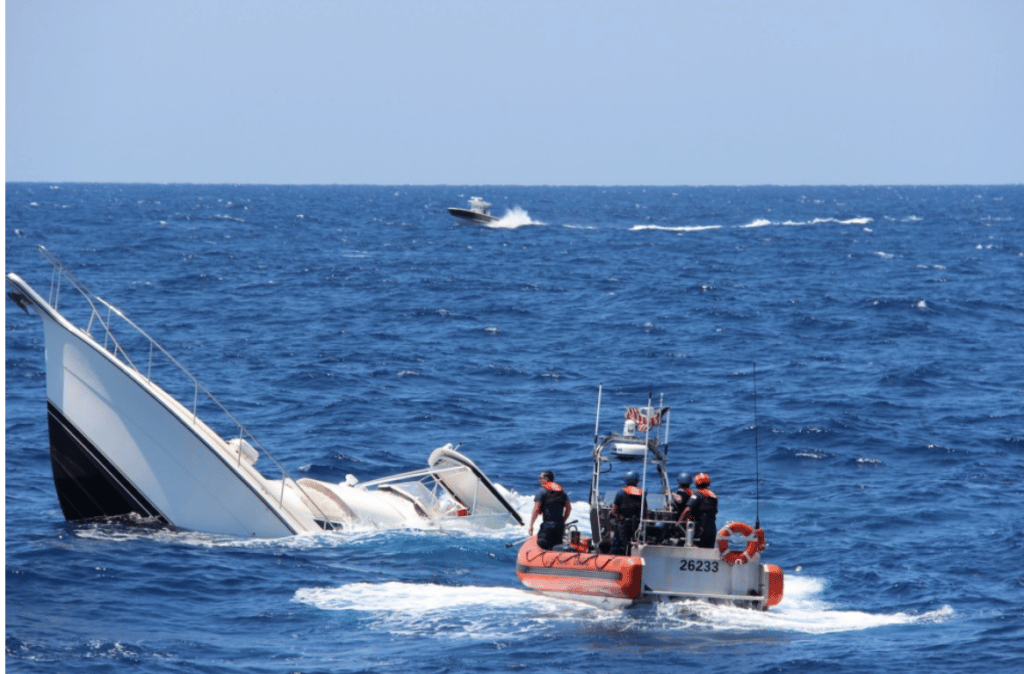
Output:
[616,486,643,519]
[693,487,718,516]
[673,487,693,517]
[540,483,567,522]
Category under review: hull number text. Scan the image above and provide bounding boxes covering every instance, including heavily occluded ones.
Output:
[679,559,720,573]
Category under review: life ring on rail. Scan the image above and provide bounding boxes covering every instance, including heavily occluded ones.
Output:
[717,522,760,565]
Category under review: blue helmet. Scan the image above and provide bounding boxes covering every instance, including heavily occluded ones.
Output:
[677,472,692,486]
[625,471,640,486]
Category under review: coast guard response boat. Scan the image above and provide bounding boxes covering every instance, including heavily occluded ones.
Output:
[516,387,784,609]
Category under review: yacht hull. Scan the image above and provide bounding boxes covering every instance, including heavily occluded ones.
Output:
[9,273,308,537]
[8,257,524,539]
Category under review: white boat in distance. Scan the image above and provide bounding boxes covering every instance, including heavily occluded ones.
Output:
[447,197,499,224]
[6,247,523,538]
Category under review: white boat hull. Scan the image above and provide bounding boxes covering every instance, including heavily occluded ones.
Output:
[26,277,310,537]
[7,255,523,538]
[636,544,769,605]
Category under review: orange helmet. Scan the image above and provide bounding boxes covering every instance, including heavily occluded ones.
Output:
[695,472,711,487]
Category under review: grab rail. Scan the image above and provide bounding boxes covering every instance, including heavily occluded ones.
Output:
[35,246,337,532]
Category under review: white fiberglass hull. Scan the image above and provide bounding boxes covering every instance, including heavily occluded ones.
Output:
[7,259,523,538]
[12,273,311,537]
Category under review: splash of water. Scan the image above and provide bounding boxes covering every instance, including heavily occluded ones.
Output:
[482,206,541,229]
[294,574,954,639]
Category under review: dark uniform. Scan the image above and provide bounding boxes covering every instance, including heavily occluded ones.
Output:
[686,487,718,548]
[534,483,569,550]
[671,486,693,520]
[671,485,693,540]
[611,486,643,555]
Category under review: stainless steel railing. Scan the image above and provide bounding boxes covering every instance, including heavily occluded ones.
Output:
[36,246,336,531]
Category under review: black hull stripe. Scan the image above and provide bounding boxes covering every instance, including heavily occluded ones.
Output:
[47,402,168,524]
[9,273,299,535]
[516,563,623,581]
[34,293,298,535]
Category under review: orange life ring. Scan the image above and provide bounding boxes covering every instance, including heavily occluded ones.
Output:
[716,521,760,565]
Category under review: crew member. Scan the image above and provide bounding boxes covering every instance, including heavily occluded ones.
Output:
[610,471,644,555]
[680,472,718,548]
[671,472,693,521]
[529,471,571,550]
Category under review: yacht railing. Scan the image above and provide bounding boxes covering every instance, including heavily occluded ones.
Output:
[36,246,337,532]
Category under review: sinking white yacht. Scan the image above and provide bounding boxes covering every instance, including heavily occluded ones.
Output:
[6,247,523,538]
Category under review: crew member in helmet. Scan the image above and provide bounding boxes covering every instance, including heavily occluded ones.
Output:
[529,470,571,550]
[671,472,693,521]
[610,471,644,555]
[680,472,718,548]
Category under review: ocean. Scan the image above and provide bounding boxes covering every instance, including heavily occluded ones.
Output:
[5,183,1023,673]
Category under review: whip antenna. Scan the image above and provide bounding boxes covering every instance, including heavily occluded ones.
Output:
[753,363,761,529]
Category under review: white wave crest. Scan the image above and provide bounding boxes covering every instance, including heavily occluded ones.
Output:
[481,206,541,229]
[631,224,722,232]
[295,581,543,614]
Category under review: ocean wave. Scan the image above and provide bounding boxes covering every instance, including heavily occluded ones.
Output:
[631,224,722,232]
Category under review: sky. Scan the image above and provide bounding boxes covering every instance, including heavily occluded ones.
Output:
[5,1,1024,185]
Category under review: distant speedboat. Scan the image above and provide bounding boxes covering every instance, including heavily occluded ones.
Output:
[448,197,499,224]
[6,247,523,538]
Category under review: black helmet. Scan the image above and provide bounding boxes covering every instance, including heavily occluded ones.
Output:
[677,472,692,486]
[625,471,640,486]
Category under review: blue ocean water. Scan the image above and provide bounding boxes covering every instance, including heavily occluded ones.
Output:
[5,183,1024,673]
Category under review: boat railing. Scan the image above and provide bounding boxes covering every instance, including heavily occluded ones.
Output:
[36,246,337,531]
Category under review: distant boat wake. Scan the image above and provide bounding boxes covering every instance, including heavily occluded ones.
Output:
[631,216,875,232]
[479,206,542,229]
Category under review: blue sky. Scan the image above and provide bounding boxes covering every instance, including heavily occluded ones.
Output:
[5,1,1023,185]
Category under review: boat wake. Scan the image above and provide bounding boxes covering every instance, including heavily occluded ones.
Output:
[293,575,953,639]
[648,575,954,634]
[481,206,542,229]
[629,216,875,233]
[630,224,722,233]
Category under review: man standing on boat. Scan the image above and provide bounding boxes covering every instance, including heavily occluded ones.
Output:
[610,471,644,555]
[529,471,571,550]
[671,472,694,520]
[680,472,718,548]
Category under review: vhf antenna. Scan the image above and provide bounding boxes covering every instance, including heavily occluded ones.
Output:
[753,362,761,530]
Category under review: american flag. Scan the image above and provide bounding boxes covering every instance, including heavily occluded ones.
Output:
[625,406,661,432]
